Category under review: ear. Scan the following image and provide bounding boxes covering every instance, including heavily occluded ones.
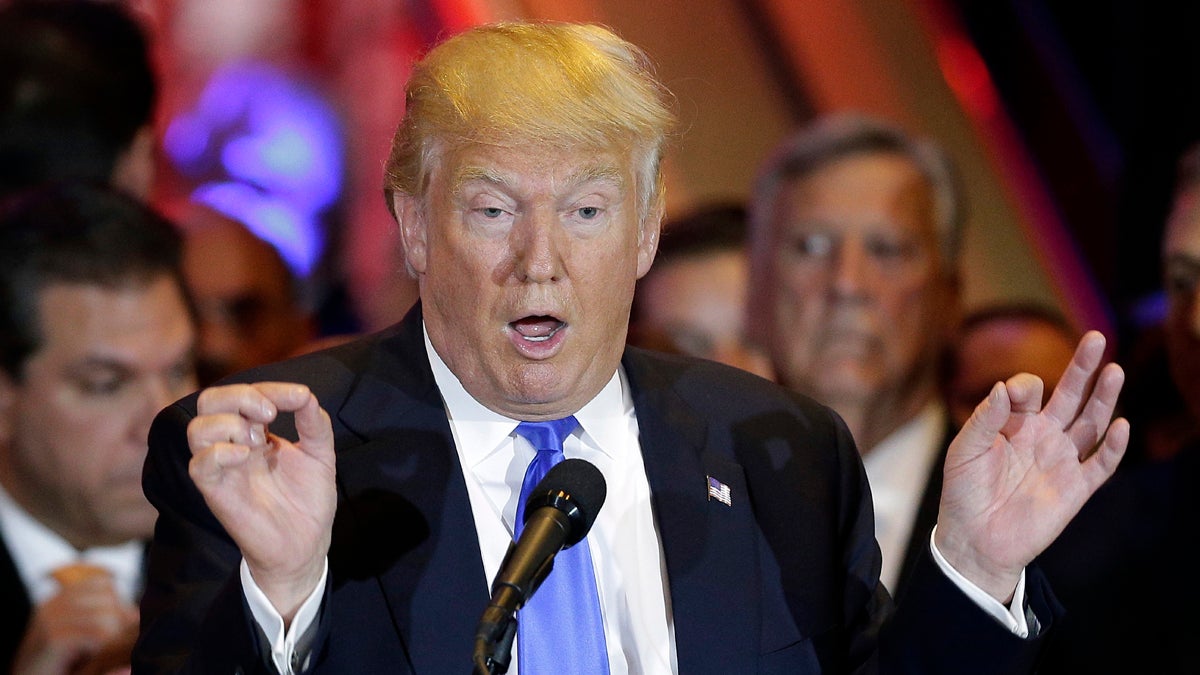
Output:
[635,196,664,280]
[395,191,429,275]
[110,125,157,200]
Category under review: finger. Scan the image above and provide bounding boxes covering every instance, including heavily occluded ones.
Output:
[292,391,334,460]
[1067,362,1126,456]
[1042,330,1106,428]
[954,381,1011,459]
[195,382,312,419]
[1002,373,1045,414]
[187,412,268,452]
[188,441,251,486]
[1080,417,1130,491]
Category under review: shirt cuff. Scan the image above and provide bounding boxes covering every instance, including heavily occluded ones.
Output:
[241,558,328,674]
[928,526,1030,638]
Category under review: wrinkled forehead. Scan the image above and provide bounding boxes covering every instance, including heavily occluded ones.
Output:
[774,155,938,237]
[434,138,637,195]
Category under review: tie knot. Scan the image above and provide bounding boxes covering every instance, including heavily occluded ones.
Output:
[514,416,578,455]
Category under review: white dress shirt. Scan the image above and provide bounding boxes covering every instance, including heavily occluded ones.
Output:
[247,326,677,674]
[862,401,947,592]
[0,482,144,606]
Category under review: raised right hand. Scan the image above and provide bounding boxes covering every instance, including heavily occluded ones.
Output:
[186,382,335,620]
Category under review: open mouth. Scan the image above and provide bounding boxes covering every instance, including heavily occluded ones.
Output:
[510,315,565,342]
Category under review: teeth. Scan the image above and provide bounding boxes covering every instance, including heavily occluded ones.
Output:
[525,335,551,342]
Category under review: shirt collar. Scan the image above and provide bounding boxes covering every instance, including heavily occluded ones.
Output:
[422,322,631,467]
[863,400,948,493]
[0,481,143,604]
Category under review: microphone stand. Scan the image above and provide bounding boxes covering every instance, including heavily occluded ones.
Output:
[472,606,517,674]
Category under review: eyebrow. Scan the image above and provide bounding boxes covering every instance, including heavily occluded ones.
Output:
[453,166,509,194]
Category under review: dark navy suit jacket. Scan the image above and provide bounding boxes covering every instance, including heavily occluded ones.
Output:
[0,533,33,672]
[133,305,1058,674]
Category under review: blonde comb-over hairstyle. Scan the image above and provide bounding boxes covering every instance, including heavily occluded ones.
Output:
[383,21,676,227]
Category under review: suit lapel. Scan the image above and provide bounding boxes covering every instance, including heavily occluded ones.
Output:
[331,309,490,673]
[0,534,32,668]
[623,350,760,673]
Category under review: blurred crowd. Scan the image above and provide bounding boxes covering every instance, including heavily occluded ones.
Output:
[0,1,1194,673]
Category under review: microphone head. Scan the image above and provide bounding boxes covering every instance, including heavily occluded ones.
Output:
[522,458,607,547]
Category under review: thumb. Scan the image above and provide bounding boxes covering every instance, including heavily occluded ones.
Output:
[953,382,1011,462]
[292,391,334,462]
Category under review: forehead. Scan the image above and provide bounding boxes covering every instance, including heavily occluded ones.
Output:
[775,152,935,235]
[437,141,632,195]
[34,278,192,362]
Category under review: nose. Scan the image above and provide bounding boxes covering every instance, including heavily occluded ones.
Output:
[830,237,869,298]
[513,209,564,283]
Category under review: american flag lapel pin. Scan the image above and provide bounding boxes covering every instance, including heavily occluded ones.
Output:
[706,475,732,506]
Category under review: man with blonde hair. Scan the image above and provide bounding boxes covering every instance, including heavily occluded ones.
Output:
[135,22,1127,674]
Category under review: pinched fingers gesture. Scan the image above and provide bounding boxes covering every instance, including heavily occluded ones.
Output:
[935,330,1130,602]
[187,382,335,614]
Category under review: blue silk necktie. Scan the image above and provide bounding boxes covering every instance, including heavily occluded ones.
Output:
[513,417,610,674]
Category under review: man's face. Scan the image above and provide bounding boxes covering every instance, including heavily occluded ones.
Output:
[0,276,196,548]
[183,219,311,385]
[763,152,955,412]
[401,142,659,420]
[1163,185,1200,419]
[636,249,773,380]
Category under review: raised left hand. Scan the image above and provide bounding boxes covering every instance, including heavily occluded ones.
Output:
[934,330,1129,602]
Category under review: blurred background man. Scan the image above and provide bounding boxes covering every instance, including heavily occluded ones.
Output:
[630,201,773,380]
[747,113,961,598]
[1033,142,1200,674]
[176,202,315,387]
[0,183,195,675]
[945,303,1080,428]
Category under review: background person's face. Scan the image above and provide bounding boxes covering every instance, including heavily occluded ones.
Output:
[947,317,1078,428]
[183,215,312,385]
[764,152,955,413]
[403,142,658,420]
[1163,186,1200,419]
[635,249,773,379]
[0,276,196,548]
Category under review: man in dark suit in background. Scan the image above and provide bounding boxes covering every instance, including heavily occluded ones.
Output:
[746,114,965,599]
[0,183,195,674]
[1033,140,1200,674]
[0,2,188,673]
[134,21,1128,674]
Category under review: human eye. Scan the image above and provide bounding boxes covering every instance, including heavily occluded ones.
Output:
[1165,258,1200,298]
[865,235,917,262]
[788,232,835,259]
[75,370,128,396]
[463,194,515,234]
[577,206,601,220]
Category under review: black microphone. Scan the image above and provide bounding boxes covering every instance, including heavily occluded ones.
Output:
[472,458,607,675]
